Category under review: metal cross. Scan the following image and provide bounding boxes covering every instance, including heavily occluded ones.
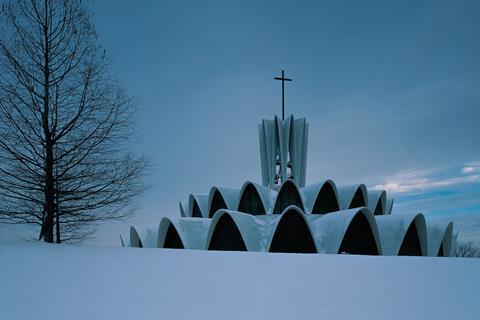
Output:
[274,70,292,121]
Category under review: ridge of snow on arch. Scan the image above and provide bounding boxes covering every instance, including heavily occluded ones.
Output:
[426,221,454,257]
[337,184,368,210]
[375,213,428,256]
[307,208,382,255]
[300,180,340,214]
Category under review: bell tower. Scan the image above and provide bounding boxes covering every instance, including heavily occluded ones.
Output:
[258,70,309,189]
[259,115,308,189]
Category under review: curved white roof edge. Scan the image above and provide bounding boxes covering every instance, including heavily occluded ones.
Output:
[375,213,427,256]
[237,180,277,214]
[188,194,209,218]
[337,184,368,210]
[265,205,318,252]
[207,186,240,217]
[426,220,454,257]
[300,180,340,214]
[308,207,382,255]
[130,225,159,248]
[205,209,264,251]
[367,190,387,215]
[271,179,307,214]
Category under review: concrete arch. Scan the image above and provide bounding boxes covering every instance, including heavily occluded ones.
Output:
[208,189,228,218]
[206,210,267,251]
[427,221,454,257]
[375,214,428,256]
[368,190,387,215]
[207,213,247,251]
[179,202,188,217]
[130,226,143,248]
[158,218,185,249]
[337,184,368,210]
[301,180,340,214]
[129,226,158,248]
[207,187,240,218]
[339,212,380,255]
[268,206,317,253]
[189,194,208,218]
[398,215,427,256]
[311,181,340,214]
[385,196,395,215]
[309,208,382,255]
[238,181,276,214]
[438,222,453,256]
[237,182,267,215]
[273,180,305,214]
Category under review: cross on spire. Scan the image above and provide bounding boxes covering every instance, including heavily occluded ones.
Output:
[274,70,292,121]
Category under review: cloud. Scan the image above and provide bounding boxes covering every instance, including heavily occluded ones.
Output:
[371,164,480,194]
[462,162,480,174]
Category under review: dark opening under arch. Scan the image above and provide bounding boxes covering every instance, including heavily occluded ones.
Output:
[338,213,379,255]
[373,200,384,215]
[312,183,340,214]
[192,200,203,218]
[349,188,366,209]
[138,239,143,248]
[163,224,184,249]
[437,243,444,257]
[208,215,247,251]
[273,181,304,214]
[238,184,266,215]
[209,190,228,218]
[398,222,422,256]
[269,210,317,253]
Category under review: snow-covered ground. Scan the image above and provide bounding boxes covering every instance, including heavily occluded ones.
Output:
[1,244,479,320]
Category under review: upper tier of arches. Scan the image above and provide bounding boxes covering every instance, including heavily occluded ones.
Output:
[182,179,393,218]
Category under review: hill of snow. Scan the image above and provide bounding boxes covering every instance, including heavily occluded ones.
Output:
[1,244,479,320]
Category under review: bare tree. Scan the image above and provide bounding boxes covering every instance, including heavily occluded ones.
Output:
[0,0,147,243]
[454,241,480,258]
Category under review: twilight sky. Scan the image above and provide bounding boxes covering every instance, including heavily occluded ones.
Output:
[5,0,479,245]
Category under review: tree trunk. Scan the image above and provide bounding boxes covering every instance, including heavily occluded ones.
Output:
[42,0,54,243]
[55,213,61,244]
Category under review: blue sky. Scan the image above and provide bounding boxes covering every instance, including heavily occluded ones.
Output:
[4,1,479,245]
